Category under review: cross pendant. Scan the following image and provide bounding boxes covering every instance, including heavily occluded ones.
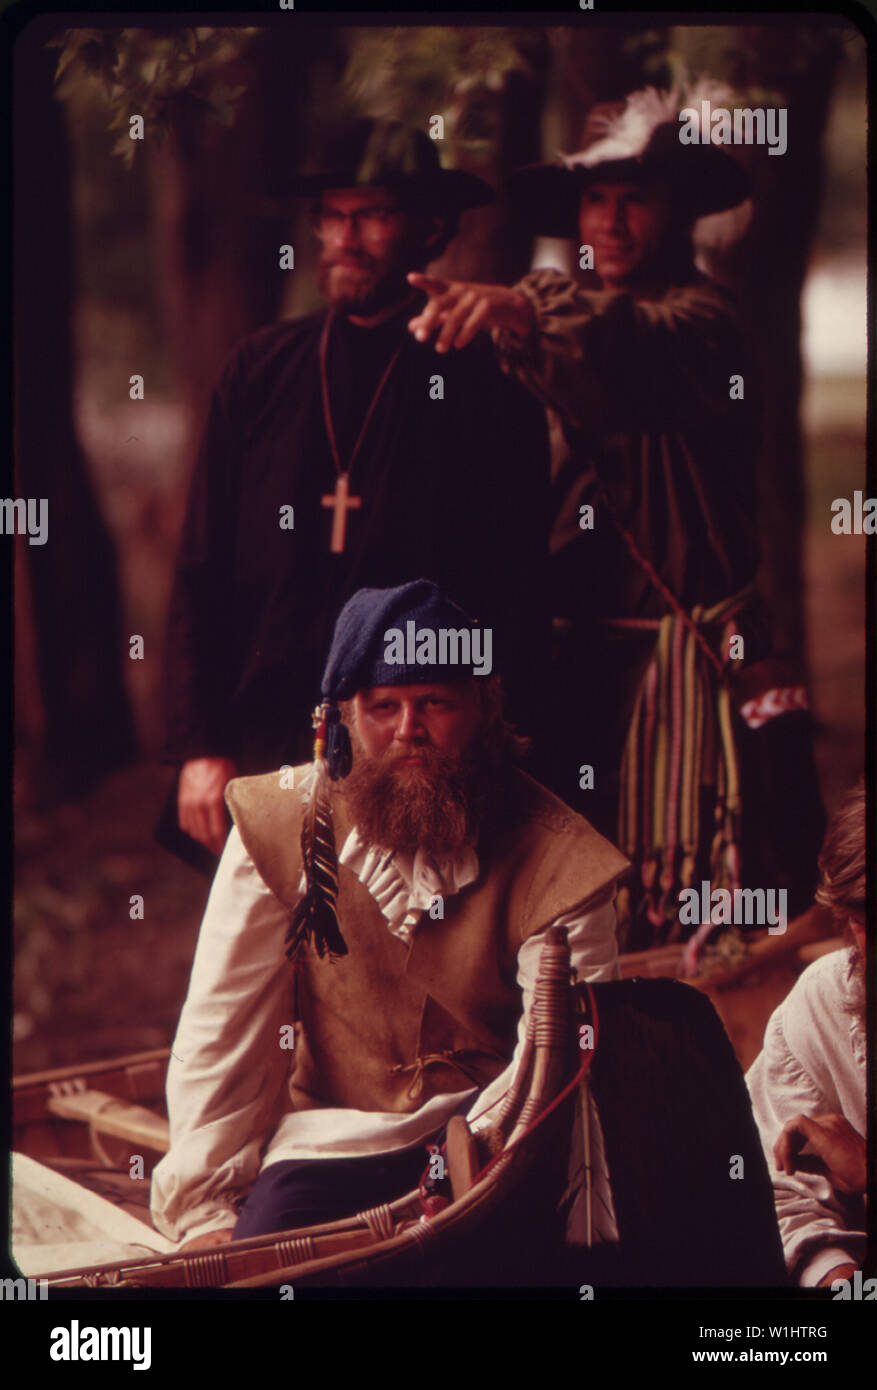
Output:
[321,472,362,554]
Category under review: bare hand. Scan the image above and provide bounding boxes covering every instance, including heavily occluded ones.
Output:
[818,1262,857,1287]
[774,1113,867,1195]
[178,757,238,856]
[407,272,534,353]
[179,1227,236,1253]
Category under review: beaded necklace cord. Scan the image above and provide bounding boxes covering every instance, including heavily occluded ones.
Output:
[318,308,407,482]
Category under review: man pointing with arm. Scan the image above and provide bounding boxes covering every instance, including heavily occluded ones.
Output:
[405,87,824,956]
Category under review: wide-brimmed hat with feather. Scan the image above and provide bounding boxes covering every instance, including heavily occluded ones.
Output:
[508,84,750,237]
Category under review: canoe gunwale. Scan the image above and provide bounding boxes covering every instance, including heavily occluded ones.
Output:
[15,932,578,1289]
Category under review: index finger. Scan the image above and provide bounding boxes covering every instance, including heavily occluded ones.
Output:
[408,272,450,297]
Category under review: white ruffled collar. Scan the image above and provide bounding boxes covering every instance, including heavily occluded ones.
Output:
[339,829,479,942]
[294,766,479,941]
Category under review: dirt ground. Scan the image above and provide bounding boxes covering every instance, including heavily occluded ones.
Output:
[13,764,209,1073]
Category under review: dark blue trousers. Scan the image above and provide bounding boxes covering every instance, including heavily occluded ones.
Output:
[232,1145,432,1240]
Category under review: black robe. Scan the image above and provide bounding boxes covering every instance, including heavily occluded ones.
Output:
[157,299,550,869]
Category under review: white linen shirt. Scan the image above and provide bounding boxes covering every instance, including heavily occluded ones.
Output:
[746,948,867,1286]
[151,823,622,1244]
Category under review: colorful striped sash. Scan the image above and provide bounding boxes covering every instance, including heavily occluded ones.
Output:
[605,586,754,945]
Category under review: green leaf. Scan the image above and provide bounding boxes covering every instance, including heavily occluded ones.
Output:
[54,35,95,84]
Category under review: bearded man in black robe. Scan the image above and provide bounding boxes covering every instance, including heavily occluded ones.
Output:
[157,120,549,872]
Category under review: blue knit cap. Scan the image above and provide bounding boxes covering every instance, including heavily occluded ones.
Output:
[319,580,488,778]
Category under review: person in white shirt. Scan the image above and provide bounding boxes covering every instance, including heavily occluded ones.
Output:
[747,782,868,1286]
[151,581,629,1252]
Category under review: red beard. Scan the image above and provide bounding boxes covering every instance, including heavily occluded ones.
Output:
[317,254,409,317]
[340,740,496,857]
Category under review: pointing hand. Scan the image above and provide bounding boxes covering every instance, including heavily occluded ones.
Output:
[407,272,535,353]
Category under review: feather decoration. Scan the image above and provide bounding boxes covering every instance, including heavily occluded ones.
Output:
[284,704,349,961]
[561,78,736,170]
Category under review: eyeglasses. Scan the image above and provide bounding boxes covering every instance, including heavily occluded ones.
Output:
[312,206,404,236]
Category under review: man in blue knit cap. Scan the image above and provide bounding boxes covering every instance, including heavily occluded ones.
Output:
[152,581,629,1249]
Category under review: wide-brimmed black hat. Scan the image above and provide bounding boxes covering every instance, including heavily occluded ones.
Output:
[284,117,494,213]
[508,89,750,238]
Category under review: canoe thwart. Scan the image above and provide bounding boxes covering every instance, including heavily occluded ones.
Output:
[46,1088,170,1154]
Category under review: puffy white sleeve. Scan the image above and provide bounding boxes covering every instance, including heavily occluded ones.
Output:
[746,1008,866,1286]
[150,826,294,1244]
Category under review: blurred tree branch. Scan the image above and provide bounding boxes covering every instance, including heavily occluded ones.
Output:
[47,27,260,166]
[342,26,535,137]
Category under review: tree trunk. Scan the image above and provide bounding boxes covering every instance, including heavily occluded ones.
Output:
[146,43,281,538]
[148,29,345,531]
[430,54,548,286]
[672,22,844,665]
[737,27,842,664]
[14,24,137,799]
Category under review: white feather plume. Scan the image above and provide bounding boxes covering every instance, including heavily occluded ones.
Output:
[561,78,737,168]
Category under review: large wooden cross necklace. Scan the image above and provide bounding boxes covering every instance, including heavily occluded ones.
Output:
[319,309,405,553]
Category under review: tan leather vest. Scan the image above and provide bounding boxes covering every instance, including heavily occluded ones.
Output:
[225,766,630,1115]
